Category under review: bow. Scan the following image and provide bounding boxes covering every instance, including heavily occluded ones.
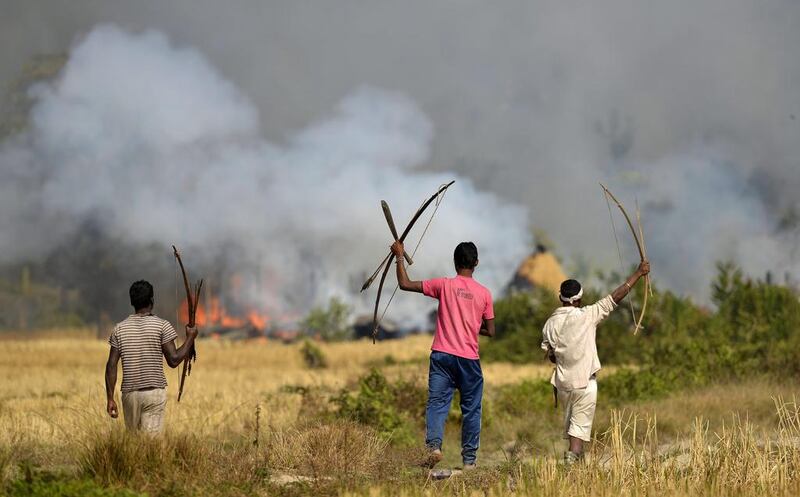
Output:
[600,184,651,334]
[173,245,203,401]
[362,181,455,342]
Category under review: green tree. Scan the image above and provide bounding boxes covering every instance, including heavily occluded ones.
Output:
[303,297,353,341]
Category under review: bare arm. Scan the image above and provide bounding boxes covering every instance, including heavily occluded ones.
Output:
[105,346,121,418]
[391,241,423,293]
[479,318,495,337]
[162,326,198,368]
[610,260,650,304]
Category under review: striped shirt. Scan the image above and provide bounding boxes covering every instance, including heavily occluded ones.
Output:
[109,314,177,393]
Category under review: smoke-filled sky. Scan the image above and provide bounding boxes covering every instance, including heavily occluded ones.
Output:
[0,25,528,324]
[2,0,800,318]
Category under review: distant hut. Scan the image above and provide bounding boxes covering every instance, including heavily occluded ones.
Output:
[506,245,567,295]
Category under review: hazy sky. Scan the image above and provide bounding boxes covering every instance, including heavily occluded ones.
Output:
[2,0,800,305]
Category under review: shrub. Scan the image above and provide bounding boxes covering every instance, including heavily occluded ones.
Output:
[79,430,262,494]
[485,262,800,405]
[482,286,643,366]
[303,297,352,342]
[330,369,425,446]
[600,368,672,404]
[480,291,557,364]
[494,379,554,416]
[266,421,388,481]
[81,431,210,485]
[712,262,800,347]
[6,473,144,497]
[300,340,327,369]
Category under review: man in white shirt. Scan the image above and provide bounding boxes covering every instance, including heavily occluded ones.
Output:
[541,260,650,463]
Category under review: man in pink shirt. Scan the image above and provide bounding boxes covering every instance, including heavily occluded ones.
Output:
[391,240,495,470]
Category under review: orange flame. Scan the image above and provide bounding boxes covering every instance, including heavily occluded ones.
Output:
[179,296,270,331]
[247,311,268,330]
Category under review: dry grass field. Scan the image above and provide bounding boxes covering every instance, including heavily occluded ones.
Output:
[2,331,800,496]
[0,333,551,443]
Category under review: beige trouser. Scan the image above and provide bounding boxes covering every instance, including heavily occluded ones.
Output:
[558,379,597,442]
[122,388,167,434]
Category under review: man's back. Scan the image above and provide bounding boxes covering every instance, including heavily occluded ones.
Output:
[109,314,177,393]
[424,275,494,360]
[542,295,616,391]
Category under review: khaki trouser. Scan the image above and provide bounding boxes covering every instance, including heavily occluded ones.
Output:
[122,388,167,434]
[558,379,597,442]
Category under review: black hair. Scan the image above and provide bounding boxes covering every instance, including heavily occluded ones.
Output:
[560,279,582,299]
[129,280,154,311]
[453,242,479,270]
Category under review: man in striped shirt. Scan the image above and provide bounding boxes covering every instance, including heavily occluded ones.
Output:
[104,280,197,433]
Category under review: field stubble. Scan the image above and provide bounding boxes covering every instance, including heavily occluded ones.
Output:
[1,332,800,496]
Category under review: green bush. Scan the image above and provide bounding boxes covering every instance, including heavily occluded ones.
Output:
[599,368,672,404]
[330,369,426,446]
[485,262,800,405]
[483,286,644,366]
[493,379,554,416]
[300,340,327,369]
[712,262,800,346]
[7,464,144,497]
[6,476,143,497]
[480,291,557,364]
[303,297,352,342]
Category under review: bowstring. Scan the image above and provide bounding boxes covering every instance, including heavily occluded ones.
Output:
[376,185,449,326]
[604,191,637,326]
[175,259,180,329]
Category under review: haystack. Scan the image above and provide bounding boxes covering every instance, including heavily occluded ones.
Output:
[507,246,567,294]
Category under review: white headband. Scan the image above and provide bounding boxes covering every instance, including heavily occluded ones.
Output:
[559,287,583,304]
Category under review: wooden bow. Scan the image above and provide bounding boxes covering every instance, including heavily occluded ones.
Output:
[600,184,651,334]
[362,181,455,342]
[173,245,203,401]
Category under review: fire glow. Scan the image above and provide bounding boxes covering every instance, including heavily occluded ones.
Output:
[179,296,269,332]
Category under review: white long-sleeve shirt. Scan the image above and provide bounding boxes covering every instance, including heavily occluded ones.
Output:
[541,295,617,391]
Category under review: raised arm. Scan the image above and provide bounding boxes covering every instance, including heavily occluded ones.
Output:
[162,326,198,368]
[105,346,121,418]
[391,241,423,293]
[610,260,650,304]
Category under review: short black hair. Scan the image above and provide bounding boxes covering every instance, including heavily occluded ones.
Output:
[454,242,479,270]
[129,280,154,310]
[560,279,582,299]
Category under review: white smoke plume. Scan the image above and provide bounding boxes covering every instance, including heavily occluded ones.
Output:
[3,1,800,308]
[0,25,530,323]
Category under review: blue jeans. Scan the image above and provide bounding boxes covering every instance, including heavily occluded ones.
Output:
[425,351,484,465]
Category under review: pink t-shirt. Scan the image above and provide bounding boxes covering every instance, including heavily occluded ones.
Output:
[423,275,494,360]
